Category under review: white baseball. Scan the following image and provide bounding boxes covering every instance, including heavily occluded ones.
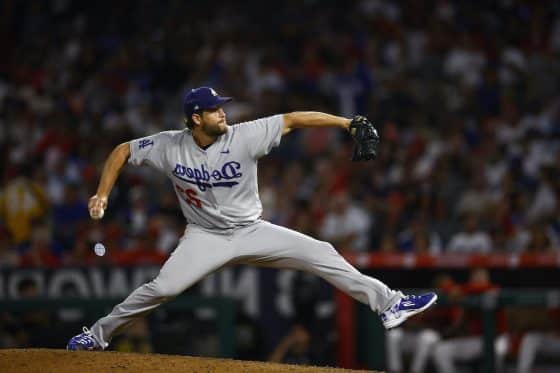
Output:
[94,242,106,256]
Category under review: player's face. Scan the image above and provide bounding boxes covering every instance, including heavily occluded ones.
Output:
[200,107,228,136]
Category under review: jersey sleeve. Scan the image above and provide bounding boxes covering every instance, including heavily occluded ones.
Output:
[233,115,284,159]
[128,132,171,172]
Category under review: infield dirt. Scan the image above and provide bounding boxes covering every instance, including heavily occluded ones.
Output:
[0,349,380,372]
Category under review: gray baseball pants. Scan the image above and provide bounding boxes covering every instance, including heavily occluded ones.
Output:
[90,220,402,348]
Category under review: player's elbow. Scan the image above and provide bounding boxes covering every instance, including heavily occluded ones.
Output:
[115,142,131,160]
[282,112,302,135]
[282,112,299,130]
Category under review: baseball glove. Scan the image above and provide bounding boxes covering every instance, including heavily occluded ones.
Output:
[348,115,380,161]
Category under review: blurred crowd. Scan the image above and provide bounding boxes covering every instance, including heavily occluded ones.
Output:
[1,0,560,268]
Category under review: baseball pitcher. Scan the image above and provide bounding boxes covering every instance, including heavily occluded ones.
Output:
[67,87,437,351]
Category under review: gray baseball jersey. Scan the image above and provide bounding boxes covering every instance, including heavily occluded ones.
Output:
[89,115,402,349]
[128,115,283,229]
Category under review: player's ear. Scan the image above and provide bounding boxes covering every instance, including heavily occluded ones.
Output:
[192,113,202,127]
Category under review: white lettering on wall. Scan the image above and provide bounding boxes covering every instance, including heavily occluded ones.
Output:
[48,269,90,297]
[275,270,295,317]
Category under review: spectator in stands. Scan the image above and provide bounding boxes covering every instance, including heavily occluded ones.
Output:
[526,223,554,252]
[447,214,493,253]
[52,183,89,251]
[443,32,486,88]
[379,233,397,252]
[0,227,19,267]
[62,238,100,266]
[110,225,166,266]
[0,163,49,245]
[455,171,493,218]
[19,224,60,268]
[319,190,371,251]
[126,186,153,236]
[528,167,557,223]
[396,214,443,254]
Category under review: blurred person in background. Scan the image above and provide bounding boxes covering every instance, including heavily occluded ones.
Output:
[527,167,557,223]
[284,199,320,239]
[516,308,560,373]
[61,236,99,266]
[426,196,461,250]
[455,171,494,218]
[379,233,398,253]
[52,183,89,252]
[150,214,182,254]
[0,163,49,246]
[525,222,554,253]
[126,185,154,236]
[396,214,443,254]
[319,189,371,251]
[0,226,19,267]
[19,224,60,268]
[447,214,493,254]
[269,324,312,365]
[111,224,166,266]
[433,268,509,373]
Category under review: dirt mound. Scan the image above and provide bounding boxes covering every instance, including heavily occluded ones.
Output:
[0,349,378,372]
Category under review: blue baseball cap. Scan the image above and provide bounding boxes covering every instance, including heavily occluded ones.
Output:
[183,87,232,119]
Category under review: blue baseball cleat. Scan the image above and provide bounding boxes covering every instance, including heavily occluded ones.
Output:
[381,292,438,329]
[67,327,102,351]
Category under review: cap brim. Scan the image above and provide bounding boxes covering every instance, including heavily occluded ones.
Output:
[207,96,233,109]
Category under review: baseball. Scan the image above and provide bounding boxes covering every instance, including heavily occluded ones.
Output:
[94,242,106,256]
[92,207,104,219]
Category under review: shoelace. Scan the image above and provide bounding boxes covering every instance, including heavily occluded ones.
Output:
[385,294,422,315]
[392,295,419,312]
[74,327,95,345]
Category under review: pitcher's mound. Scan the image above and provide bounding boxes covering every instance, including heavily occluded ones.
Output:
[0,349,380,372]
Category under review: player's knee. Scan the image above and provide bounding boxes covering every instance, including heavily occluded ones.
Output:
[319,240,337,253]
[148,279,182,299]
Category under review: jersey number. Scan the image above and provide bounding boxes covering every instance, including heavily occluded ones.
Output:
[175,185,202,209]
